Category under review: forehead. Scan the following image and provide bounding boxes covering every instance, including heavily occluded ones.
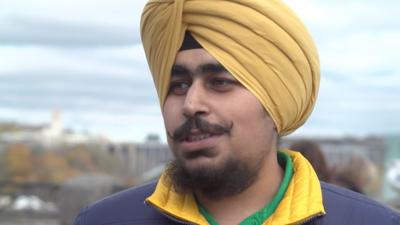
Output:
[174,48,219,70]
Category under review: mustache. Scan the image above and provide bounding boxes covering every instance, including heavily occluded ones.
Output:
[168,115,233,142]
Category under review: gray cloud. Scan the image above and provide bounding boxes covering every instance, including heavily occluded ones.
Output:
[0,15,140,46]
[0,69,158,112]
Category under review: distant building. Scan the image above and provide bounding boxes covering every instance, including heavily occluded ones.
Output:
[107,134,172,184]
[282,136,387,169]
[0,110,109,149]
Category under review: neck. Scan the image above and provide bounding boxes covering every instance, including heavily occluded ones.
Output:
[196,150,284,225]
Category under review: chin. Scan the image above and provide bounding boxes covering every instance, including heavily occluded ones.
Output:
[182,155,220,171]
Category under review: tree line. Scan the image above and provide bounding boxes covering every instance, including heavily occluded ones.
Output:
[0,143,125,195]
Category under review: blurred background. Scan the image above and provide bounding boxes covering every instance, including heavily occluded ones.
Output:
[0,0,399,224]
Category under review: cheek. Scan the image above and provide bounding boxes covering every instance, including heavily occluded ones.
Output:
[162,98,182,133]
[234,101,268,130]
[230,101,275,144]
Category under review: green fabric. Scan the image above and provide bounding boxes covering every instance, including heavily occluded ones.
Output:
[199,206,220,225]
[199,151,293,225]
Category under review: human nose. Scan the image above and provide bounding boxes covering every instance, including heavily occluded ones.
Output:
[182,81,209,117]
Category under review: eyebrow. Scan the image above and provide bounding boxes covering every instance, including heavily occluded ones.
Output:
[171,63,228,78]
[200,63,228,74]
[171,64,190,77]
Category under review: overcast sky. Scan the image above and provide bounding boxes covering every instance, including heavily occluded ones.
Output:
[0,0,399,142]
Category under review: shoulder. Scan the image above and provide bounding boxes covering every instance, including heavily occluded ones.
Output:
[73,181,175,225]
[319,182,400,225]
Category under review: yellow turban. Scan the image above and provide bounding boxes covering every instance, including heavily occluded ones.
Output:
[140,0,320,136]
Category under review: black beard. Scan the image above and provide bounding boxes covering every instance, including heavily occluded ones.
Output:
[166,152,266,200]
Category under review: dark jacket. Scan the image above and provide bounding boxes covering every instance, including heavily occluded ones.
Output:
[73,181,400,225]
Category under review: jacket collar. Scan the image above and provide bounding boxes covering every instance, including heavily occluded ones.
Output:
[146,150,325,225]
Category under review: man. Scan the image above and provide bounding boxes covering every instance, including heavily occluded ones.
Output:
[74,0,400,224]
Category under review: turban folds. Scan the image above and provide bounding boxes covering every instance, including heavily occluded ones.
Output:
[140,0,320,136]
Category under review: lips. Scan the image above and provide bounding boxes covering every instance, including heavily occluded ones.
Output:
[180,128,218,143]
[171,115,232,144]
[179,130,222,152]
[185,133,212,142]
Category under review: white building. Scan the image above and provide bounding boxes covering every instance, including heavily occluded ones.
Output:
[0,110,109,148]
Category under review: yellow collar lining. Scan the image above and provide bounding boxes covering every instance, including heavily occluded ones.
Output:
[146,150,325,225]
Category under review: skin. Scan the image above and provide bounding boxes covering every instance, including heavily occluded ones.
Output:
[162,48,284,225]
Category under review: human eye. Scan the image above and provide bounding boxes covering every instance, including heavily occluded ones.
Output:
[209,77,238,92]
[168,80,190,95]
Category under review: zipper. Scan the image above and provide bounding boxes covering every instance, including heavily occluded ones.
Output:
[145,200,198,225]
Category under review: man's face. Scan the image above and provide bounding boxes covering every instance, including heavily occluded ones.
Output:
[162,49,278,195]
